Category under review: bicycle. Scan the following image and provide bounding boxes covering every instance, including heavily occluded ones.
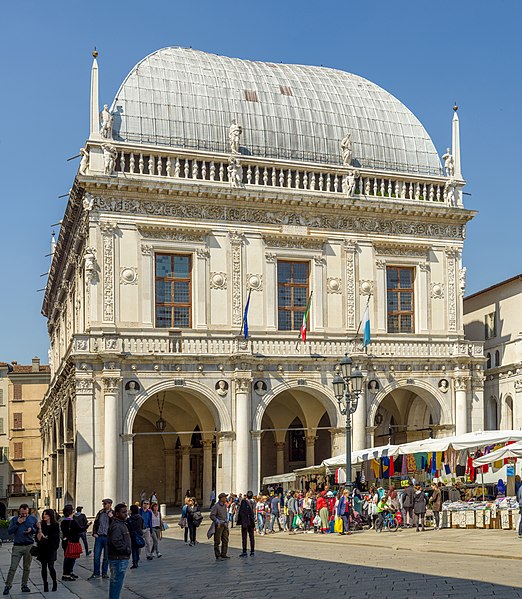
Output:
[375,510,399,533]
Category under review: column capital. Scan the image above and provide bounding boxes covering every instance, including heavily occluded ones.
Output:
[275,442,286,451]
[306,435,318,445]
[202,439,214,449]
[120,433,135,443]
[181,445,192,456]
[102,375,121,393]
[454,376,470,392]
[234,375,252,392]
[216,431,235,440]
[328,427,344,435]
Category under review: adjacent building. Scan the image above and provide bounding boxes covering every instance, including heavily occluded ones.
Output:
[0,363,10,517]
[464,274,522,430]
[40,48,483,515]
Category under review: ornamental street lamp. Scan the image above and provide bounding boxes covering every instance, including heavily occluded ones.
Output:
[332,354,363,490]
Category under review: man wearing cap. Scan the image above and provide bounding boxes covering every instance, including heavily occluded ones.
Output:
[139,500,154,560]
[89,498,113,580]
[210,493,230,560]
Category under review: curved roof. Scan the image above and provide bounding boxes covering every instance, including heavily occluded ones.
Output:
[111,47,442,175]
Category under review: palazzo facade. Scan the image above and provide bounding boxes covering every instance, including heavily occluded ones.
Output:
[40,48,483,515]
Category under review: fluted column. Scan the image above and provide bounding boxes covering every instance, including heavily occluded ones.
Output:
[103,375,121,502]
[234,375,252,495]
[305,433,317,467]
[455,375,470,436]
[275,442,286,474]
[181,446,191,497]
[202,440,214,508]
[353,390,368,451]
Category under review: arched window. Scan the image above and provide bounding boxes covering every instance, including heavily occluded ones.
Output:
[505,396,514,430]
[495,350,500,367]
[488,396,498,429]
[486,353,491,369]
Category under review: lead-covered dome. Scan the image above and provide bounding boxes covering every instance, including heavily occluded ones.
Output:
[111,47,442,176]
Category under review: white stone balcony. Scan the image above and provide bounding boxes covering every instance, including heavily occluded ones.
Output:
[83,140,461,207]
[71,333,483,360]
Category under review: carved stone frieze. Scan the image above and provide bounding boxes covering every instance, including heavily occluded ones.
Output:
[120,267,138,285]
[138,225,210,242]
[210,272,227,289]
[229,232,244,326]
[264,235,325,250]
[374,244,430,258]
[445,248,457,331]
[100,223,116,323]
[431,282,445,299]
[326,277,342,294]
[91,196,466,240]
[344,240,357,329]
[247,273,263,291]
[515,380,522,394]
[359,280,374,296]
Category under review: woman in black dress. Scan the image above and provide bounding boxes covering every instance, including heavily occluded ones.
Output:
[60,504,83,581]
[127,504,144,568]
[36,509,60,592]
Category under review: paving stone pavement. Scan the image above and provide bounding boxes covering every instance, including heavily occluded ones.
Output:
[0,526,521,598]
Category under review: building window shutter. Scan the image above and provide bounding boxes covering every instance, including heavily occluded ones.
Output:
[13,384,22,400]
[0,418,3,434]
[13,442,23,459]
[13,413,22,430]
[0,389,4,405]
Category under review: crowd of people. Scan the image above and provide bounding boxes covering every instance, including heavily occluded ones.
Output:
[2,493,165,599]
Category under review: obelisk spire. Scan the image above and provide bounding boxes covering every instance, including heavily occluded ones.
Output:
[89,48,100,139]
[451,103,462,179]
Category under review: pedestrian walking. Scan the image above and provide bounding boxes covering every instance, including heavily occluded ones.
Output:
[108,503,131,599]
[255,495,266,534]
[139,500,154,560]
[269,493,283,532]
[210,489,216,508]
[287,491,299,533]
[187,497,202,546]
[61,504,83,581]
[89,498,113,580]
[127,504,144,568]
[73,506,91,556]
[150,502,163,557]
[35,509,60,592]
[316,491,330,533]
[337,489,350,534]
[413,485,427,532]
[210,493,230,560]
[429,483,442,529]
[237,491,256,557]
[181,497,190,544]
[150,491,158,504]
[3,503,37,595]
[402,480,415,528]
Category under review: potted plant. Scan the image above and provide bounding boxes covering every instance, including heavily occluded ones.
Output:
[0,519,13,541]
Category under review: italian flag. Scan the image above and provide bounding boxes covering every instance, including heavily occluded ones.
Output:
[299,292,313,342]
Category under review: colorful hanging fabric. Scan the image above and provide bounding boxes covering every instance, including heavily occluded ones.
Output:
[370,459,380,478]
[389,456,395,477]
[407,454,416,472]
[381,457,390,479]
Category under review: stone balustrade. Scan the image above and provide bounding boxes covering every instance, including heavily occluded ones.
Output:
[71,333,483,360]
[89,142,455,205]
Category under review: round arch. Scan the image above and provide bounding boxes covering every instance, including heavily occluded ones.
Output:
[367,379,451,428]
[124,379,233,436]
[253,379,342,431]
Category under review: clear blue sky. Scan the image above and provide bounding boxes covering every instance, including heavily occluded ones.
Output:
[0,1,520,364]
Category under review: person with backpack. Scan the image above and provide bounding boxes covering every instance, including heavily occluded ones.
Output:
[402,480,415,528]
[73,506,91,556]
[187,497,203,546]
[413,485,427,532]
[60,504,83,581]
[127,505,144,568]
[237,490,256,557]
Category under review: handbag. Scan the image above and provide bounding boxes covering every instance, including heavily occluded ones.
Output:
[133,532,145,548]
[193,511,203,527]
[178,517,187,529]
[30,545,39,557]
[162,522,169,531]
[64,541,83,559]
[334,518,343,534]
[312,515,321,526]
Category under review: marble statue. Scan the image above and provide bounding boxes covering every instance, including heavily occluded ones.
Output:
[344,169,359,197]
[229,120,242,154]
[445,178,458,206]
[442,147,454,177]
[100,104,114,139]
[79,147,89,175]
[83,194,94,212]
[341,133,353,166]
[228,156,243,188]
[102,144,118,175]
[84,248,96,281]
[459,267,467,292]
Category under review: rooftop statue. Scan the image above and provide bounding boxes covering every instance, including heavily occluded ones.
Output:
[229,120,242,154]
[102,144,118,175]
[442,147,454,177]
[341,133,353,166]
[228,156,243,188]
[79,147,89,175]
[344,169,359,198]
[100,104,114,140]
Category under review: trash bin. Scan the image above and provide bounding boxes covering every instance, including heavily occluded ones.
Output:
[160,503,167,518]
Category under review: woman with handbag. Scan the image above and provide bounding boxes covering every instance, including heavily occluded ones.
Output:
[127,505,145,568]
[180,497,190,544]
[36,509,60,592]
[60,505,83,581]
[150,502,162,558]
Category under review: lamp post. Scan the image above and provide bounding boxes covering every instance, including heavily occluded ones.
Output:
[332,354,363,490]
